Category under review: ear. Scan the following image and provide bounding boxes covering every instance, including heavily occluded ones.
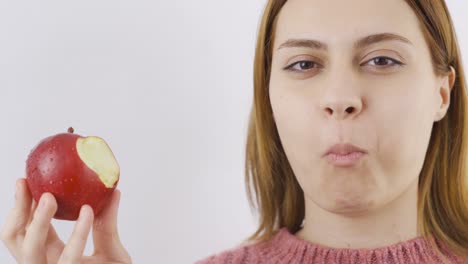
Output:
[434,66,456,122]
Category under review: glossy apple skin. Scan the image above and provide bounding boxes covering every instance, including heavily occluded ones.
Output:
[25,132,118,221]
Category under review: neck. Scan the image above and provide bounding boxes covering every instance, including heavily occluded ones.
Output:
[296,178,420,249]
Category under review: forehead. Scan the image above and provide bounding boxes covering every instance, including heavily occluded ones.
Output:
[274,0,424,49]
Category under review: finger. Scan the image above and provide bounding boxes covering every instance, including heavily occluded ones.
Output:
[0,179,33,257]
[25,199,38,233]
[24,192,65,264]
[92,189,127,257]
[22,192,58,264]
[58,205,94,264]
[46,222,63,246]
[45,223,65,264]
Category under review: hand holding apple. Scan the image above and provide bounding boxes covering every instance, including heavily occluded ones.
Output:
[1,179,132,264]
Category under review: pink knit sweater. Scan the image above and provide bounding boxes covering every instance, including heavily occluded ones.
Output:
[195,228,467,263]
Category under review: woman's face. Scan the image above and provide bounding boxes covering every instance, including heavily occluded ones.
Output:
[269,0,452,215]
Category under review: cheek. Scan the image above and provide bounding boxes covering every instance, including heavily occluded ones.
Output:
[269,84,320,173]
[372,81,435,178]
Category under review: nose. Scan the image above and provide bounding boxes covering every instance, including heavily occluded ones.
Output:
[322,98,363,120]
[320,75,363,120]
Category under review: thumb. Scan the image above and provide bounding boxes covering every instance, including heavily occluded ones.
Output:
[92,189,126,257]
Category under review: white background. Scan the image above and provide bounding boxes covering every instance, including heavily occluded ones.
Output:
[0,1,466,263]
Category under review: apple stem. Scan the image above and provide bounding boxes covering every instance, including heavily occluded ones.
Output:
[68,127,74,133]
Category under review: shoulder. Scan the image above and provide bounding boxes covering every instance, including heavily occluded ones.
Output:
[194,241,262,264]
[194,228,289,264]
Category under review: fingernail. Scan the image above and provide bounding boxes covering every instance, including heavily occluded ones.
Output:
[38,195,47,213]
[79,205,89,221]
[79,206,85,218]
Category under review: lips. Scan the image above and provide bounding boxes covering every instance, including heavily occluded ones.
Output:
[324,143,367,156]
[323,143,367,167]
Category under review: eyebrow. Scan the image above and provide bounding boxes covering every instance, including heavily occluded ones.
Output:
[277,33,413,51]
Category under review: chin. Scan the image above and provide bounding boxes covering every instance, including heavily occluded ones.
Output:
[323,190,378,216]
[321,170,378,207]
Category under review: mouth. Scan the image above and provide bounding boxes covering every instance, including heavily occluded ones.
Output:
[325,151,366,167]
[323,143,368,167]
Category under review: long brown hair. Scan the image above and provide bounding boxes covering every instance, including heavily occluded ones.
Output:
[243,0,468,261]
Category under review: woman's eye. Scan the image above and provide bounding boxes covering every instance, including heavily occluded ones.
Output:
[365,56,403,68]
[284,60,319,72]
[283,56,404,74]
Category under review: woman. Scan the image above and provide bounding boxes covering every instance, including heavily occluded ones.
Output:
[2,0,468,263]
[197,0,468,263]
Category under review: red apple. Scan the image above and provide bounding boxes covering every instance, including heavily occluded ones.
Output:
[25,127,120,221]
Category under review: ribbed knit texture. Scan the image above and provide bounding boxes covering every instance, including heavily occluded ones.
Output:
[195,228,467,263]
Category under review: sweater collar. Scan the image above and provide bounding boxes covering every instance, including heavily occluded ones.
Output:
[256,227,461,263]
[274,227,431,252]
